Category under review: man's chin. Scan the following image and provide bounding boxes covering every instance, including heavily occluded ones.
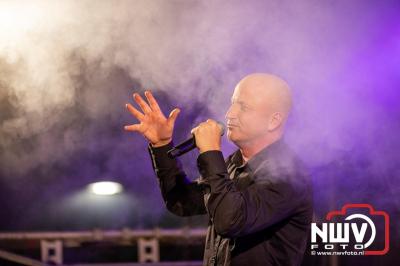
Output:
[227,132,241,144]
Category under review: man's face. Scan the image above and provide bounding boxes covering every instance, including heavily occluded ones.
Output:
[225,84,271,145]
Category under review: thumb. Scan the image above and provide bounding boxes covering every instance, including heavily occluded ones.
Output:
[168,108,180,125]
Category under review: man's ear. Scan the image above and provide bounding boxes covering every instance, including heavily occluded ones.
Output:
[267,112,283,131]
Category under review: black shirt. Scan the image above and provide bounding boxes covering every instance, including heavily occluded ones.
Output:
[148,138,313,266]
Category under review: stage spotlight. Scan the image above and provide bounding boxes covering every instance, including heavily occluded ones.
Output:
[0,2,43,35]
[87,181,123,196]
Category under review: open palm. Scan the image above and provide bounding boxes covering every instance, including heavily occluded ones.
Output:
[124,91,180,147]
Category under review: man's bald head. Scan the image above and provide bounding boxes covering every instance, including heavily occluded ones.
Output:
[236,73,293,120]
[225,73,293,147]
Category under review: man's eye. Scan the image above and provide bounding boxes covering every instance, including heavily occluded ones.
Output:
[241,106,249,111]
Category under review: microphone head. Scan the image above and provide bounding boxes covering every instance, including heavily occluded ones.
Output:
[216,121,225,136]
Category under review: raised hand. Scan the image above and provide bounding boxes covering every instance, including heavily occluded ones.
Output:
[124,90,180,147]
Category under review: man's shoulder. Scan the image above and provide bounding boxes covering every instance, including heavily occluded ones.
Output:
[252,142,311,189]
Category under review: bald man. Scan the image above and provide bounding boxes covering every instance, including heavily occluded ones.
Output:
[125,73,313,266]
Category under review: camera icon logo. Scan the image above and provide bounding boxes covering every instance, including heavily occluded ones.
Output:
[311,203,389,255]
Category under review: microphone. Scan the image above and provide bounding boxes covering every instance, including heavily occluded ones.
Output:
[167,121,225,159]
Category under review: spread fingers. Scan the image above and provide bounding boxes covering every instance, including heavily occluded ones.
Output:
[126,103,145,121]
[133,93,152,114]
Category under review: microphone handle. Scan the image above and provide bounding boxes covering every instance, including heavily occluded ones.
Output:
[167,136,196,159]
[167,121,225,159]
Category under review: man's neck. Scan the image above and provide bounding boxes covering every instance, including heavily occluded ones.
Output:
[239,135,281,163]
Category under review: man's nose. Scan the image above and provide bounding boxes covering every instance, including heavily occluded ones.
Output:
[225,105,236,120]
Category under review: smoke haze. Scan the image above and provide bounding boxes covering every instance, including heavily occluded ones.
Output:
[0,0,399,237]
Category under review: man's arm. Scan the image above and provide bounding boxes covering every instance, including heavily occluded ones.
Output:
[196,150,308,238]
[148,141,207,217]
